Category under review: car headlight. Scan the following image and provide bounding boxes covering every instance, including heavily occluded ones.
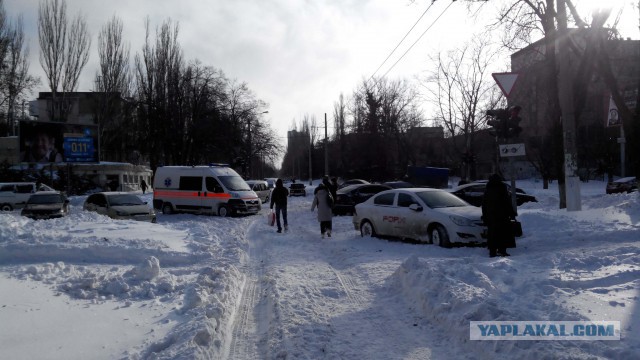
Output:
[449,215,474,226]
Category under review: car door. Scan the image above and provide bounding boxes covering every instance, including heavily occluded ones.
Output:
[394,192,427,240]
[86,194,109,216]
[178,175,204,212]
[370,192,396,236]
[15,184,36,207]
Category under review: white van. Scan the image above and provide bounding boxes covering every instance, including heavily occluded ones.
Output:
[0,182,55,211]
[152,165,261,217]
[246,180,271,204]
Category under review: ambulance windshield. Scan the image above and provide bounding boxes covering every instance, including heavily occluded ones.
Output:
[219,176,251,191]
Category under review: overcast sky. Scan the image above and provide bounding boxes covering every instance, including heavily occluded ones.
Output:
[5,0,639,145]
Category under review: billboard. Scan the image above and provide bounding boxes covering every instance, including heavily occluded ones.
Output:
[19,121,99,163]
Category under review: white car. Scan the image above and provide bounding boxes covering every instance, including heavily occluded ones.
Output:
[246,180,271,203]
[352,188,487,247]
[84,192,157,223]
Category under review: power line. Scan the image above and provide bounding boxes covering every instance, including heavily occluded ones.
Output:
[367,1,436,83]
[375,1,455,84]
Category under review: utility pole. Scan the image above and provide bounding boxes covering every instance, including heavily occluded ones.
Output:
[308,133,312,185]
[556,0,582,211]
[247,118,251,179]
[324,113,328,176]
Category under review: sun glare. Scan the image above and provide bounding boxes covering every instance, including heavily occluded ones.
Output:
[577,0,639,38]
[579,0,626,14]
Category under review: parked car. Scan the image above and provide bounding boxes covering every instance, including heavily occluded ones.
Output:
[289,183,307,196]
[246,180,271,203]
[353,188,487,247]
[338,179,370,189]
[606,177,638,194]
[84,192,157,222]
[449,182,537,207]
[383,181,415,189]
[21,191,69,220]
[264,177,278,189]
[0,182,55,211]
[333,184,391,215]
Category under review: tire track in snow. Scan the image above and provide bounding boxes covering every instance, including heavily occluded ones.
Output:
[226,220,268,359]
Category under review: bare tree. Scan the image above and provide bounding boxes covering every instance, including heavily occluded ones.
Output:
[421,35,502,180]
[38,0,91,121]
[494,0,638,207]
[94,15,130,161]
[343,77,424,179]
[0,4,39,136]
[332,93,347,173]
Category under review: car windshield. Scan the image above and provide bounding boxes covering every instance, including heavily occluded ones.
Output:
[291,184,305,189]
[416,190,469,208]
[108,194,144,206]
[28,194,64,204]
[219,176,251,191]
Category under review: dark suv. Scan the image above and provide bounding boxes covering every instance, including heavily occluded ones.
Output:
[289,183,307,196]
[333,184,391,215]
[606,177,638,194]
[449,182,537,207]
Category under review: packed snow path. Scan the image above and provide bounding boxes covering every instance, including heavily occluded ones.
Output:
[225,209,443,359]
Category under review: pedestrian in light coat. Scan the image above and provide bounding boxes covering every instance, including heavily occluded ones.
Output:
[311,183,333,238]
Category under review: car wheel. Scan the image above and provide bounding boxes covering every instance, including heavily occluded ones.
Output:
[430,224,450,248]
[218,205,229,217]
[1,204,12,212]
[162,203,173,215]
[360,220,376,238]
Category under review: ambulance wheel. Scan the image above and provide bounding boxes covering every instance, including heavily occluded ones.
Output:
[218,205,229,217]
[162,203,174,215]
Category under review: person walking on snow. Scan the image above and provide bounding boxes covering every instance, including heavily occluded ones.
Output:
[270,179,289,233]
[311,182,333,238]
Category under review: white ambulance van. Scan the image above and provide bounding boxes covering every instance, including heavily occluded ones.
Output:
[152,165,261,217]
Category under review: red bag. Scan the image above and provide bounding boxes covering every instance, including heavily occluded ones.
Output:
[268,210,276,226]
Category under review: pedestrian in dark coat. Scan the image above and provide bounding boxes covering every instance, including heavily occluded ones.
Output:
[481,174,517,257]
[311,183,333,238]
[329,177,338,201]
[140,179,148,194]
[270,179,289,233]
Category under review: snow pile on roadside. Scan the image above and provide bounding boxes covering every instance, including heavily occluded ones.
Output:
[389,187,640,359]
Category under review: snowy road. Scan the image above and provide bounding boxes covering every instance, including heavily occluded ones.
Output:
[221,198,449,359]
[2,180,639,359]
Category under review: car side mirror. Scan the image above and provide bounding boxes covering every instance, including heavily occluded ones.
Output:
[409,203,423,212]
[64,199,70,204]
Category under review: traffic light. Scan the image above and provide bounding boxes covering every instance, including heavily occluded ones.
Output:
[506,105,522,138]
[486,109,508,138]
[486,106,522,139]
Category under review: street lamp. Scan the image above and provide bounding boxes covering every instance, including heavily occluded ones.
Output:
[248,111,268,179]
